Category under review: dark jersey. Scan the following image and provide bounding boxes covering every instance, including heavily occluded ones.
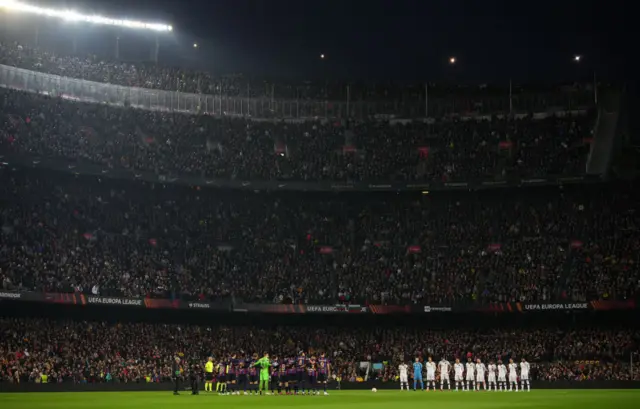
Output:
[228,359,238,375]
[217,362,227,375]
[318,357,329,373]
[271,360,279,376]
[287,359,297,375]
[278,361,287,375]
[238,362,247,376]
[248,360,257,376]
[296,356,307,372]
[307,362,317,376]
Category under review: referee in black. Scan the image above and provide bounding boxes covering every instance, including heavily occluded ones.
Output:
[173,357,183,395]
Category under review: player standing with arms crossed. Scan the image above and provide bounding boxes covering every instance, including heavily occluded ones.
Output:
[412,358,424,391]
[398,361,409,391]
[508,359,519,391]
[318,353,331,395]
[465,358,475,391]
[520,358,531,392]
[438,357,451,391]
[425,357,437,391]
[487,361,497,391]
[475,359,487,391]
[453,358,464,391]
[497,360,507,391]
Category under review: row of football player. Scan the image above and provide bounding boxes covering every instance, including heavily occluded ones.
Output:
[205,352,331,395]
[399,357,531,391]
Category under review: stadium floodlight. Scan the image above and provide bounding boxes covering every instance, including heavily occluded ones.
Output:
[574,55,581,62]
[449,57,456,64]
[0,0,173,32]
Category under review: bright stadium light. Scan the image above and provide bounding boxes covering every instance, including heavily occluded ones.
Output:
[0,0,173,32]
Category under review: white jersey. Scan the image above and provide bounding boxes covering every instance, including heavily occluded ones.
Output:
[487,364,497,382]
[465,362,475,380]
[475,363,486,381]
[497,364,507,381]
[438,360,451,379]
[454,363,464,381]
[508,363,518,381]
[426,362,437,380]
[399,363,408,379]
[520,362,530,380]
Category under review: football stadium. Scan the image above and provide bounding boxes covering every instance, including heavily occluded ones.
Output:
[0,1,636,409]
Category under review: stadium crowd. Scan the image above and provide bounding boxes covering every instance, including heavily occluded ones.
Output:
[0,318,637,384]
[0,169,638,305]
[0,41,593,115]
[0,89,593,182]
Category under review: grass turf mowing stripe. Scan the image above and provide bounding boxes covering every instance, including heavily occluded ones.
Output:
[0,389,638,409]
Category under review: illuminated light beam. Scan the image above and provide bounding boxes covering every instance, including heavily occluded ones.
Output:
[0,0,173,32]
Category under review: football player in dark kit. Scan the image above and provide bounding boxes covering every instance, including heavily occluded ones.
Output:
[190,362,201,395]
[237,359,249,395]
[286,357,297,394]
[227,354,238,395]
[248,353,259,395]
[318,352,331,395]
[269,355,279,395]
[306,356,318,395]
[295,351,307,394]
[277,357,288,395]
[172,357,183,395]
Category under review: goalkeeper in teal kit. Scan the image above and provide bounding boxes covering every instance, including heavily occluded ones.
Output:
[253,353,271,395]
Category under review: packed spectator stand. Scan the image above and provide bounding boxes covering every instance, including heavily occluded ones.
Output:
[0,33,636,390]
[0,169,637,305]
[0,318,638,384]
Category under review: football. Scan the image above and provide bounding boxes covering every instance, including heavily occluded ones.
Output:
[371,388,377,392]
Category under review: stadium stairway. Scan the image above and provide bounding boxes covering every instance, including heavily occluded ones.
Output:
[586,88,624,177]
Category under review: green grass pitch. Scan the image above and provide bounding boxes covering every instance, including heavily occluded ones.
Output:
[0,390,638,409]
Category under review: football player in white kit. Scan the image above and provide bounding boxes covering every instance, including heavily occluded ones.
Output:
[508,358,519,391]
[438,357,451,391]
[425,357,437,390]
[454,358,464,391]
[399,361,409,390]
[475,358,487,391]
[487,361,497,391]
[520,358,531,392]
[465,358,475,391]
[497,360,508,391]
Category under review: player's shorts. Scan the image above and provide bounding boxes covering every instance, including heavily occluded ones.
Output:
[454,374,463,381]
[520,374,529,381]
[238,374,247,384]
[297,371,306,383]
[414,373,423,381]
[307,375,316,385]
[508,374,517,382]
[260,372,270,381]
[441,375,450,381]
[498,375,506,382]
[228,374,236,383]
[277,374,287,384]
[249,374,257,383]
[205,372,214,381]
[317,372,327,382]
[476,375,485,383]
[426,373,435,381]
[287,373,297,383]
[217,374,227,383]
[400,374,408,383]
[466,374,475,381]
[488,374,496,383]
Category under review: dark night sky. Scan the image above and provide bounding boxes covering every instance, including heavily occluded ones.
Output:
[31,0,632,82]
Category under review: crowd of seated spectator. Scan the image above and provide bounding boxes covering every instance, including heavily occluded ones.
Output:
[0,41,593,116]
[0,88,593,182]
[0,318,637,383]
[1,169,637,305]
